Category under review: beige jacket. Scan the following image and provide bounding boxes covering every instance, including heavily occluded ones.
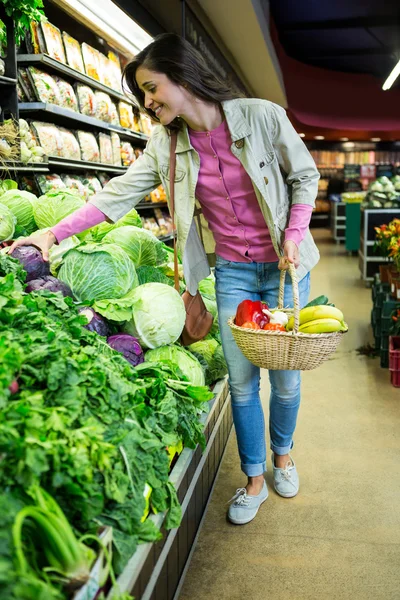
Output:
[91,98,320,294]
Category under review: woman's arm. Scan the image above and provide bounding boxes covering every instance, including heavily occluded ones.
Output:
[51,203,106,243]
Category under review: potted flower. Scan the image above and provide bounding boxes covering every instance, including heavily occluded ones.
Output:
[375,219,400,283]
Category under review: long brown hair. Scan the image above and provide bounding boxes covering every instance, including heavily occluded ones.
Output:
[123,33,244,131]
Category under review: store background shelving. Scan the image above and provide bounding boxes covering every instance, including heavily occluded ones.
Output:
[0,1,174,245]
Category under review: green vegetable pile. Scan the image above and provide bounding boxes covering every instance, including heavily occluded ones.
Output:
[0,254,213,599]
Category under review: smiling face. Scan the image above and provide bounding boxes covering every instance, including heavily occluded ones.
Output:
[136,67,188,125]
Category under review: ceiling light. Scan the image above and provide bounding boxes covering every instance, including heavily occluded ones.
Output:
[299,133,305,138]
[382,58,400,91]
[61,0,153,55]
[371,137,381,142]
[343,142,355,149]
[314,135,324,140]
[340,137,349,142]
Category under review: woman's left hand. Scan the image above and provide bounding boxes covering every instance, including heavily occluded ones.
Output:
[278,240,300,270]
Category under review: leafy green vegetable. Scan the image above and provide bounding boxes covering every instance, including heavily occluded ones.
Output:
[58,243,138,302]
[89,208,142,242]
[188,336,228,385]
[0,202,16,241]
[33,190,85,229]
[123,283,186,348]
[146,345,205,386]
[103,226,166,267]
[0,190,36,237]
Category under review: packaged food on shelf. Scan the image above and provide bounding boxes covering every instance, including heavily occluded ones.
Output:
[107,50,123,92]
[62,32,85,73]
[109,101,120,126]
[81,43,101,81]
[17,83,28,103]
[142,216,161,237]
[77,130,100,162]
[98,133,113,165]
[61,173,88,198]
[19,119,46,164]
[40,20,66,63]
[76,84,97,117]
[36,173,66,194]
[27,67,61,105]
[82,174,103,194]
[121,141,135,166]
[110,132,122,166]
[141,114,154,136]
[54,77,79,111]
[97,52,114,88]
[97,172,111,186]
[150,185,167,203]
[17,68,37,101]
[18,175,39,195]
[31,121,64,157]
[118,101,134,129]
[58,128,81,160]
[133,113,143,133]
[94,91,114,123]
[154,208,172,236]
[28,21,45,54]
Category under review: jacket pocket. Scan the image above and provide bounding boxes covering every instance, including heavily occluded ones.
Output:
[256,149,275,170]
[160,164,186,182]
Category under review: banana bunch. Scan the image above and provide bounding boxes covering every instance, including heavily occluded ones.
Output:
[286,305,348,334]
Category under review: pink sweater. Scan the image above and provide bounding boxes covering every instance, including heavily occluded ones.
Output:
[52,121,313,255]
[188,119,312,262]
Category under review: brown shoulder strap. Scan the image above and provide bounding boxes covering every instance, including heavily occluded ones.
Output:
[169,132,180,292]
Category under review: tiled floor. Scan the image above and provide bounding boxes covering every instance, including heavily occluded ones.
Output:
[179,229,400,600]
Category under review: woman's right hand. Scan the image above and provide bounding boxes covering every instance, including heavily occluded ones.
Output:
[6,230,57,262]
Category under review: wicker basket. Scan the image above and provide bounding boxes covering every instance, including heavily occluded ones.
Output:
[228,263,346,371]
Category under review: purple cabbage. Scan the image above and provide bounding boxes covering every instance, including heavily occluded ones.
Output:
[11,245,50,282]
[107,334,144,367]
[26,276,73,298]
[78,307,111,337]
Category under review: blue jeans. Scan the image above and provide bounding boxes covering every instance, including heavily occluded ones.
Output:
[214,256,311,477]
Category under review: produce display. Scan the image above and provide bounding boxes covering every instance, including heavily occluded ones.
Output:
[362,176,400,209]
[0,176,228,598]
[234,295,348,334]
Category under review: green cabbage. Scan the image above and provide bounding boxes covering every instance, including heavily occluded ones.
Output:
[102,226,166,267]
[188,336,228,385]
[198,274,215,296]
[33,190,85,229]
[0,179,18,195]
[137,265,175,287]
[146,344,205,386]
[123,282,185,348]
[89,207,142,242]
[0,203,16,241]
[0,189,37,236]
[58,242,138,302]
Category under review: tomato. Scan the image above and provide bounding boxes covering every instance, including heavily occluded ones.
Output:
[241,321,261,329]
[263,323,286,331]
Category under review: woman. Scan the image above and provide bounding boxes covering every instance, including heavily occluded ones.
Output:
[9,33,320,525]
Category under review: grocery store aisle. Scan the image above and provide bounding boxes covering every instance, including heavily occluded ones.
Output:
[179,229,400,600]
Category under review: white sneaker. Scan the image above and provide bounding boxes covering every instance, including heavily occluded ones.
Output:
[272,453,299,498]
[227,481,269,525]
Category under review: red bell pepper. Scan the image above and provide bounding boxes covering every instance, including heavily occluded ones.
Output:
[235,300,269,328]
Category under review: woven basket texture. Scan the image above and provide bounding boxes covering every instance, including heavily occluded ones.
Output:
[228,264,346,371]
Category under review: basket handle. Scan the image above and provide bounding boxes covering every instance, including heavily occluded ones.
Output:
[278,262,300,333]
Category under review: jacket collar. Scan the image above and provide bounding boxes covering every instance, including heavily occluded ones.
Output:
[175,99,251,153]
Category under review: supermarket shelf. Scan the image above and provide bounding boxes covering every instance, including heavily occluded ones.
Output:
[18,102,149,143]
[158,233,175,243]
[136,201,169,210]
[17,53,134,105]
[46,156,128,173]
[1,162,49,172]
[0,75,17,86]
